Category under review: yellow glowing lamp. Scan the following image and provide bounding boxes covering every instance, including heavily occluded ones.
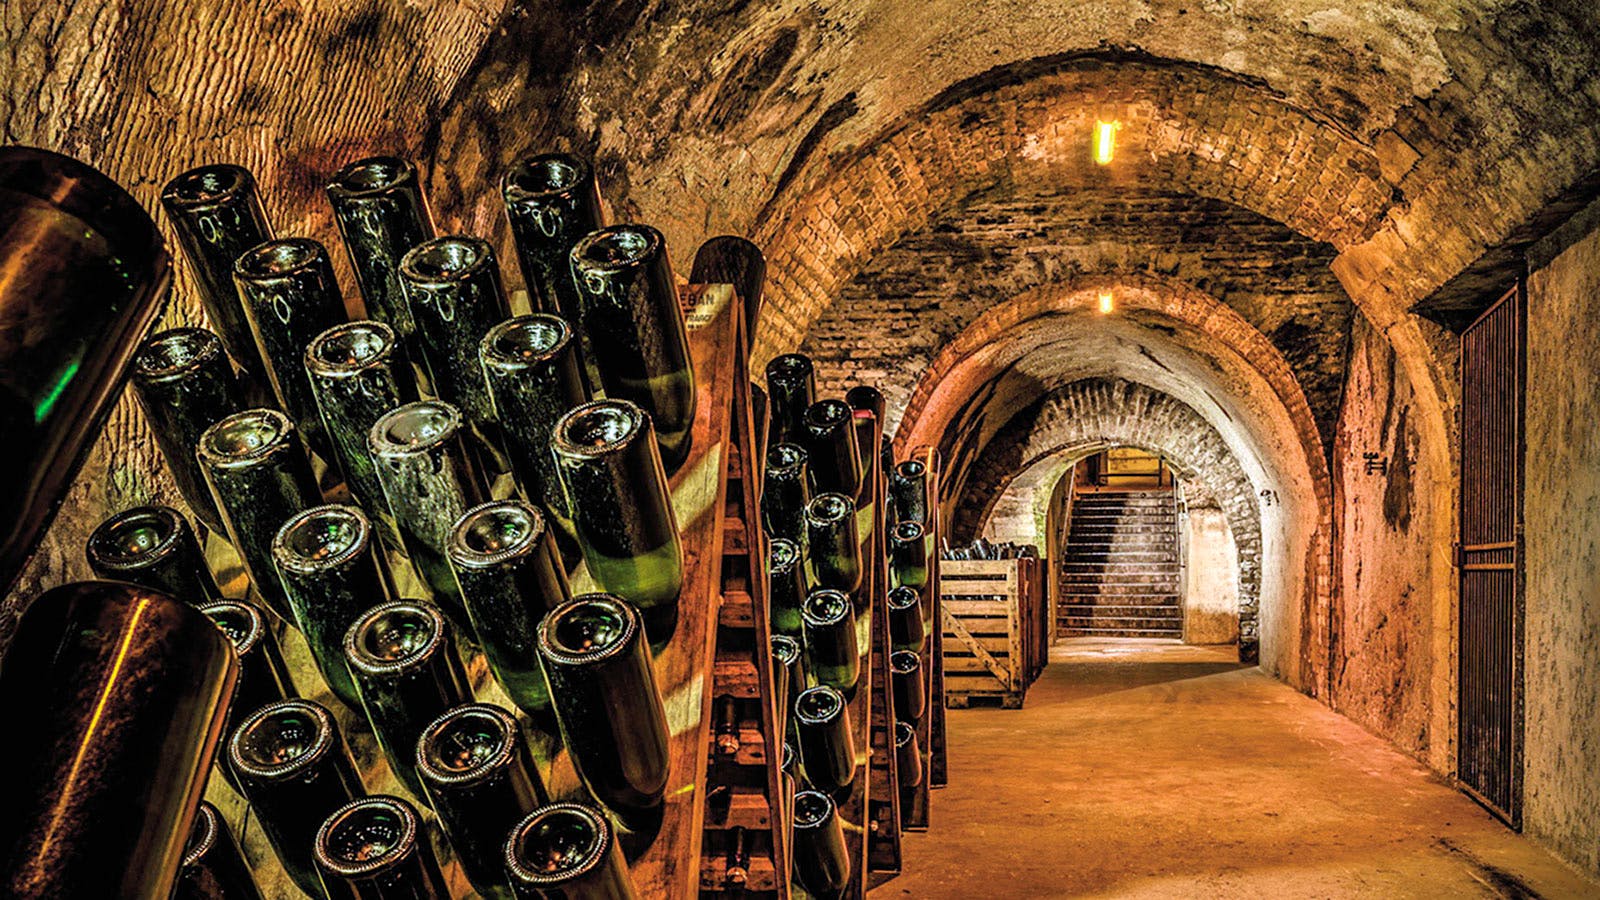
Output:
[1098,291,1115,314]
[1093,120,1120,166]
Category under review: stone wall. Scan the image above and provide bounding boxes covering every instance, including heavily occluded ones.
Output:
[1184,504,1241,645]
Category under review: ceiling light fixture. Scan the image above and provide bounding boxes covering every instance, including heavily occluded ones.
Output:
[1093,120,1120,166]
[1098,291,1115,314]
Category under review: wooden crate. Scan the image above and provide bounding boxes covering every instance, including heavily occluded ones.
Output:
[940,559,1046,708]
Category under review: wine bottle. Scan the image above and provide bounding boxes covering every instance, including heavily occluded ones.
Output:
[761,443,810,546]
[197,408,320,623]
[314,795,450,899]
[369,400,486,630]
[447,500,573,713]
[767,537,806,638]
[232,238,347,455]
[894,721,924,789]
[890,650,926,724]
[160,163,274,380]
[764,354,814,449]
[417,703,547,899]
[887,585,926,654]
[805,493,862,595]
[344,600,474,799]
[86,505,222,605]
[325,155,435,388]
[504,802,639,900]
[0,148,172,594]
[537,594,670,830]
[501,154,603,325]
[200,599,297,762]
[552,400,682,639]
[568,224,696,471]
[770,634,802,740]
[305,320,417,550]
[689,236,765,354]
[228,699,365,898]
[272,503,390,710]
[0,581,237,899]
[129,327,245,534]
[175,801,263,900]
[793,685,855,792]
[889,459,929,526]
[802,399,862,500]
[801,588,860,693]
[791,789,850,898]
[889,521,929,592]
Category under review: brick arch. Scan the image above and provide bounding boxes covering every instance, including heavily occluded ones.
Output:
[951,378,1264,659]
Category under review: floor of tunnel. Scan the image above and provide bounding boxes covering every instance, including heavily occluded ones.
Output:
[885,639,1598,899]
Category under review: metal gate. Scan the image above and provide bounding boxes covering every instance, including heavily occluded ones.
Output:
[1456,283,1525,827]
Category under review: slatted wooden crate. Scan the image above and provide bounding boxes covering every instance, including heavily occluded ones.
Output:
[940,558,1046,708]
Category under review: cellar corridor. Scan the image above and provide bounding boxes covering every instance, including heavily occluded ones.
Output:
[895,640,1598,899]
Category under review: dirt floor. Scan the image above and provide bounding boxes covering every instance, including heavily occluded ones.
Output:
[885,639,1600,899]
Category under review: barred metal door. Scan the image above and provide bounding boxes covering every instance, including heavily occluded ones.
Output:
[1457,283,1525,827]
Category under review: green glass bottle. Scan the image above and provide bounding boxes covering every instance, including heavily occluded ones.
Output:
[890,649,926,724]
[801,588,859,693]
[313,795,450,899]
[805,492,862,595]
[175,801,263,900]
[200,599,297,769]
[792,789,850,898]
[770,634,802,741]
[504,803,640,900]
[763,354,814,449]
[767,537,806,638]
[500,154,603,325]
[86,505,222,605]
[894,721,924,789]
[803,399,862,501]
[793,685,855,792]
[889,459,929,526]
[761,443,810,547]
[889,521,929,593]
[887,585,926,654]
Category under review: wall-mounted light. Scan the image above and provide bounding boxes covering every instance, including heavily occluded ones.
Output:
[1363,452,1388,476]
[1098,290,1115,314]
[1093,120,1121,166]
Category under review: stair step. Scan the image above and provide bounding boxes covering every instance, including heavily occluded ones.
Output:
[1059,593,1181,606]
[1058,581,1181,594]
[1062,560,1179,570]
[1060,616,1182,630]
[1061,605,1181,619]
[1063,551,1176,562]
[1059,626,1183,638]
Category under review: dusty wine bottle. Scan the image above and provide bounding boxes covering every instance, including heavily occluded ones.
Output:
[272,504,390,711]
[325,155,435,387]
[501,154,603,324]
[197,408,320,622]
[553,400,683,638]
[690,236,766,354]
[175,801,263,900]
[768,537,806,638]
[803,399,862,501]
[791,789,850,898]
[805,492,862,595]
[762,442,811,546]
[227,699,365,899]
[86,505,222,605]
[200,600,297,762]
[887,585,926,654]
[369,400,486,630]
[344,600,474,799]
[161,164,274,380]
[314,795,450,899]
[844,385,884,489]
[129,327,245,533]
[568,224,696,471]
[890,459,929,526]
[537,594,670,830]
[232,238,348,455]
[305,320,416,550]
[894,721,924,789]
[417,704,548,900]
[890,521,929,592]
[0,581,238,899]
[801,588,860,693]
[764,354,815,449]
[794,685,855,793]
[770,634,802,740]
[890,649,926,724]
[504,802,639,900]
[447,500,573,713]
[398,236,512,441]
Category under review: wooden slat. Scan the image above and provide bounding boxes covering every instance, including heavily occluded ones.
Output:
[941,609,1013,687]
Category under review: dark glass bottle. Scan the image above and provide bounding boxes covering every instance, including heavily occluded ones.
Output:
[200,599,297,755]
[417,704,548,899]
[86,505,222,605]
[890,650,926,724]
[369,401,486,629]
[764,354,814,449]
[894,721,924,789]
[805,492,862,595]
[793,685,855,793]
[305,320,417,550]
[228,699,365,898]
[801,589,859,693]
[887,586,926,654]
[480,313,588,564]
[770,634,802,740]
[314,795,450,899]
[344,600,474,799]
[767,537,806,638]
[272,504,390,710]
[233,238,348,455]
[0,581,237,900]
[844,385,884,464]
[568,224,696,472]
[447,500,573,713]
[198,408,320,622]
[553,400,683,638]
[325,155,435,388]
[803,400,862,501]
[0,148,172,594]
[501,154,603,324]
[161,163,274,380]
[537,594,670,830]
[129,327,245,534]
[504,802,639,900]
[889,459,929,526]
[176,801,263,900]
[689,236,766,352]
[761,443,810,546]
[398,236,512,437]
[791,790,850,898]
[889,521,929,592]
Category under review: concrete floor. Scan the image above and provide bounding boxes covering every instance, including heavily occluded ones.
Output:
[886,639,1599,899]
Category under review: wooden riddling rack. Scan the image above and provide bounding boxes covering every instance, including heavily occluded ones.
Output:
[939,557,1048,708]
[900,447,946,829]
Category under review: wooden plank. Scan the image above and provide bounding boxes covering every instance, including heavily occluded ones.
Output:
[945,599,1013,616]
[941,609,1012,686]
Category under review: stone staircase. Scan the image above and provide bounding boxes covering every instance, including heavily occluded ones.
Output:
[1058,490,1182,638]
